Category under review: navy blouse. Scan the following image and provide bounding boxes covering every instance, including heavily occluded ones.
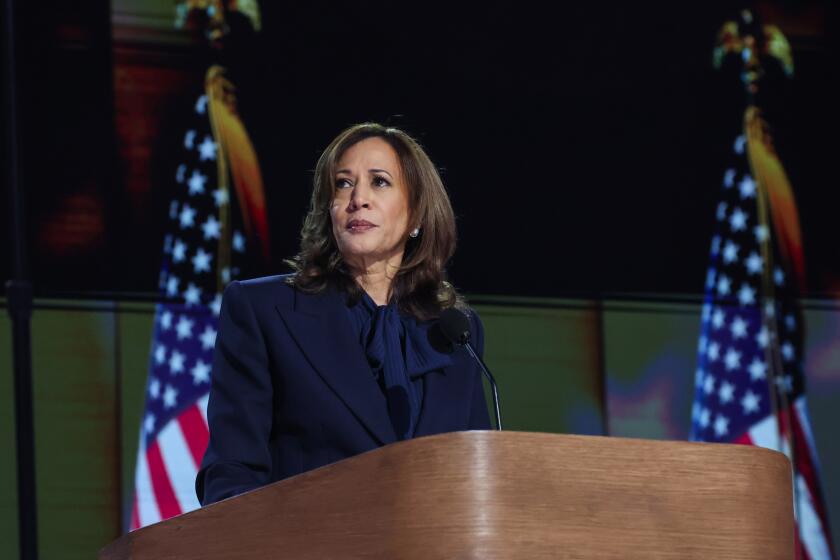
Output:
[344,291,452,440]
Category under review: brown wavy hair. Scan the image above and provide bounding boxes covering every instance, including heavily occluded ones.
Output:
[285,123,462,321]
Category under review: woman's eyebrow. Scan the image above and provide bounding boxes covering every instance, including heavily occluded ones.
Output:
[369,168,393,177]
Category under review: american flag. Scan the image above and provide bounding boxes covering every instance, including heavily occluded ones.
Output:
[130,86,253,530]
[690,124,835,559]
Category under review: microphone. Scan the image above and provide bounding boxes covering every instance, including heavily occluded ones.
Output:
[439,308,502,430]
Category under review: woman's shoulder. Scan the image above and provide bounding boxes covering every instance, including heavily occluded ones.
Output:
[227,273,297,308]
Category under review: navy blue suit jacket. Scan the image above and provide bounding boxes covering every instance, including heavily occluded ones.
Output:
[196,274,491,505]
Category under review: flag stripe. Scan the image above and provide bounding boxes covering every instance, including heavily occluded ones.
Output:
[158,418,202,513]
[198,393,210,427]
[178,404,210,469]
[130,492,140,532]
[146,440,183,520]
[796,474,831,560]
[746,412,789,455]
[134,443,162,527]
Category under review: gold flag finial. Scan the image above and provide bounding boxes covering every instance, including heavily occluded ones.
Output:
[713,10,793,96]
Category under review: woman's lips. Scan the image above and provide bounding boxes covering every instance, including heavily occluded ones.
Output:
[347,220,377,233]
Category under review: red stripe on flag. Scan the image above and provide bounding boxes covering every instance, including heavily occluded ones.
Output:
[178,404,210,469]
[789,407,835,556]
[131,492,140,531]
[734,432,752,445]
[146,441,182,521]
[793,524,810,560]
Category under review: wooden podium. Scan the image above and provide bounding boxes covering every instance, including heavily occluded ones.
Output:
[100,431,793,559]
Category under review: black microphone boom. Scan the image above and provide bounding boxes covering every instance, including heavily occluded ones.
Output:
[439,308,502,430]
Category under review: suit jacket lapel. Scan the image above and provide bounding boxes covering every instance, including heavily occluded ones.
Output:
[275,287,397,445]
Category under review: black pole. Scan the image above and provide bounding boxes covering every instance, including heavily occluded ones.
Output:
[3,0,39,558]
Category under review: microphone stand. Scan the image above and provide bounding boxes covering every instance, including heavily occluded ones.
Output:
[464,342,502,431]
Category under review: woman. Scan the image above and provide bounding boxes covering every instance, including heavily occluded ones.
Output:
[196,123,490,506]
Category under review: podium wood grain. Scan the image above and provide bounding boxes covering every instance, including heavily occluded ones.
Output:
[101,431,793,559]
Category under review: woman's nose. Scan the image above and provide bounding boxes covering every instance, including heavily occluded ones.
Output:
[349,184,371,209]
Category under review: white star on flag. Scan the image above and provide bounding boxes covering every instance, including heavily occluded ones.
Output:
[192,247,212,274]
[717,275,731,296]
[213,188,229,206]
[172,240,187,263]
[144,413,156,434]
[748,357,767,381]
[711,236,721,255]
[704,375,715,395]
[738,175,756,199]
[168,350,186,375]
[781,342,795,361]
[175,316,194,340]
[738,284,756,306]
[188,170,207,196]
[202,216,222,240]
[149,378,161,399]
[753,224,769,242]
[745,252,762,275]
[712,308,726,329]
[166,275,180,297]
[776,375,794,393]
[724,348,741,371]
[184,130,196,149]
[211,292,223,316]
[740,390,761,414]
[199,325,217,351]
[730,316,748,339]
[716,202,728,221]
[733,134,746,154]
[154,344,167,365]
[198,135,217,161]
[723,168,736,188]
[163,384,179,409]
[184,283,202,306]
[695,368,705,389]
[179,204,197,228]
[233,231,246,253]
[176,164,186,183]
[191,360,211,385]
[722,240,740,264]
[756,326,770,348]
[707,342,721,362]
[713,414,729,437]
[160,311,173,330]
[774,267,785,286]
[729,208,747,232]
[699,407,711,428]
[195,94,207,114]
[718,381,735,404]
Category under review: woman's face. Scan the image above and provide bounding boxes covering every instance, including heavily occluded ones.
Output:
[330,137,411,270]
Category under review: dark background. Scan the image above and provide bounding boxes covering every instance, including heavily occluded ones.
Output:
[3,0,838,300]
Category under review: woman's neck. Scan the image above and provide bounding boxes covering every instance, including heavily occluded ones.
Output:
[350,254,403,306]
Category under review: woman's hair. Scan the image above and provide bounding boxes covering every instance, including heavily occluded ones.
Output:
[286,122,462,321]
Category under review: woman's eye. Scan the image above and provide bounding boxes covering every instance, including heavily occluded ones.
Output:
[335,178,352,189]
[372,176,390,188]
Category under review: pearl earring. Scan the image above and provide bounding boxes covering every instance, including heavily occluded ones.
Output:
[409,227,420,238]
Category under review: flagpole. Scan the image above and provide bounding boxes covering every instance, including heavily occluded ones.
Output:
[3,0,39,558]
[734,10,803,552]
